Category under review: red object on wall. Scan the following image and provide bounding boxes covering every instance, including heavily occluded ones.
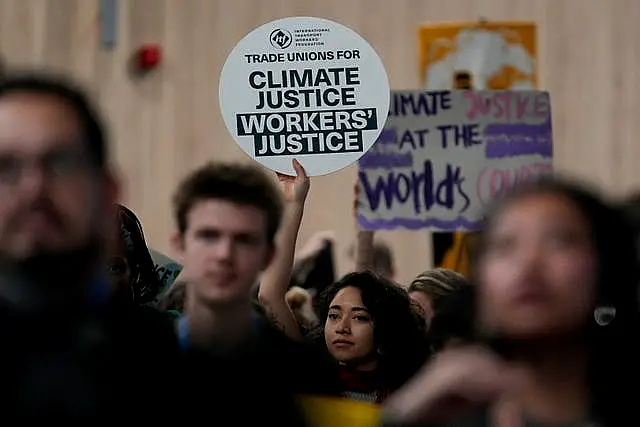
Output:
[135,45,162,70]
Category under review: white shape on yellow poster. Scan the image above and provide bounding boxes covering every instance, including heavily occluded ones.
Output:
[418,21,537,90]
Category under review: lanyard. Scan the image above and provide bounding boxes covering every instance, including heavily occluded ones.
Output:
[177,313,262,351]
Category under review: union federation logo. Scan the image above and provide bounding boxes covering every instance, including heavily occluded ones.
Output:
[269,28,292,49]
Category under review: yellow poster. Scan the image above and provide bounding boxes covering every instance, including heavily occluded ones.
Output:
[418,21,537,90]
[418,21,538,276]
[298,396,380,427]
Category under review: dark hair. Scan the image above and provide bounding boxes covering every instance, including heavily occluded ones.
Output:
[0,71,107,169]
[313,271,430,391]
[172,162,283,246]
[472,176,640,426]
[116,204,164,305]
[428,284,474,352]
[620,193,640,225]
[290,239,335,294]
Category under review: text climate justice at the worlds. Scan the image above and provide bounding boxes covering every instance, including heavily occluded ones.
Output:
[357,90,553,231]
[239,50,378,158]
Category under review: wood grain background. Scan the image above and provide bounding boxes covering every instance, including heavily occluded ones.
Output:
[1,0,638,285]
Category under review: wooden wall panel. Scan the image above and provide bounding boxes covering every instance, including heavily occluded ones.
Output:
[0,0,638,285]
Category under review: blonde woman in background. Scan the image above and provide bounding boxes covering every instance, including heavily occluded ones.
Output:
[408,268,469,326]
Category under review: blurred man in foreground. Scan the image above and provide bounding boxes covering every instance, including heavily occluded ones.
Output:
[0,71,180,419]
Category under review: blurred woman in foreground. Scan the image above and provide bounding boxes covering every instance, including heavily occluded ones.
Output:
[382,177,640,427]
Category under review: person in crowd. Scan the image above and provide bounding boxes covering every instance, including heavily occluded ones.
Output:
[382,177,640,427]
[352,182,396,281]
[408,268,469,326]
[286,285,320,334]
[427,284,474,352]
[371,242,395,279]
[360,240,395,279]
[170,160,339,424]
[109,203,166,305]
[0,71,182,418]
[312,271,430,403]
[290,230,336,300]
[257,164,428,404]
[350,235,395,280]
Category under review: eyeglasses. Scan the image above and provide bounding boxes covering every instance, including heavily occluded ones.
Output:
[0,148,92,186]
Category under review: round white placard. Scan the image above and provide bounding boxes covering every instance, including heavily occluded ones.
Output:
[219,16,390,176]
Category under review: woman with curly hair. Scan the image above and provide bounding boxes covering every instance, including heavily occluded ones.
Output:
[310,270,430,404]
[109,204,166,306]
[253,162,429,403]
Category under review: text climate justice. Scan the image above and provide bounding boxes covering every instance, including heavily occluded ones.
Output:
[237,66,380,157]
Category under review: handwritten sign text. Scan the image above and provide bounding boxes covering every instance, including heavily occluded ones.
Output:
[357,90,553,231]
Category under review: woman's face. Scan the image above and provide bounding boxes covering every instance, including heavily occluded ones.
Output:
[109,256,131,291]
[108,237,132,293]
[477,193,597,340]
[324,286,376,368]
[409,290,434,324]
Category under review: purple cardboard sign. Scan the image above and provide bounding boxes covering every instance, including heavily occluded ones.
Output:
[357,90,553,231]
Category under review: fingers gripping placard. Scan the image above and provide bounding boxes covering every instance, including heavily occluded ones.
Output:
[219,17,390,176]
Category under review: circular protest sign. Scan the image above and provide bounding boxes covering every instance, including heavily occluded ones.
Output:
[219,17,390,176]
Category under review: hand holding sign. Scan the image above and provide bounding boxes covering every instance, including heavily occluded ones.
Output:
[276,159,310,205]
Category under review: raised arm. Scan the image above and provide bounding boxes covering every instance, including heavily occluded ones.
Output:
[353,180,375,272]
[258,159,310,340]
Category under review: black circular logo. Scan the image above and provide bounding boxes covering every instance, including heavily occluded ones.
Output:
[269,28,293,49]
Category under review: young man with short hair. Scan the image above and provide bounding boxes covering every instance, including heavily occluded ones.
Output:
[172,161,282,352]
[171,161,338,424]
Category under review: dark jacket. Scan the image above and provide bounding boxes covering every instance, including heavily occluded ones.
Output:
[0,297,182,419]
[179,314,341,425]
